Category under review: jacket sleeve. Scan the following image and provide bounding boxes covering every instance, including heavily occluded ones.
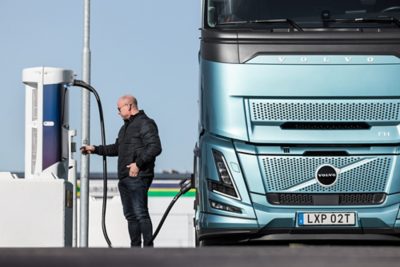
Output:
[135,120,162,168]
[94,138,119,157]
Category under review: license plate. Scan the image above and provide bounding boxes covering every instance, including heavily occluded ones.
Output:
[298,212,356,226]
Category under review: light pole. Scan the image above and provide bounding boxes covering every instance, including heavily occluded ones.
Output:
[80,0,91,248]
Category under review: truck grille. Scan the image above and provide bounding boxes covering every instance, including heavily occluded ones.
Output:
[249,99,400,122]
[261,156,392,193]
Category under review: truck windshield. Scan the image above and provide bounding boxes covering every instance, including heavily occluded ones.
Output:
[206,0,400,29]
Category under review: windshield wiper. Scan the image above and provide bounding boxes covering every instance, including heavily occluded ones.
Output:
[324,17,400,28]
[217,19,303,32]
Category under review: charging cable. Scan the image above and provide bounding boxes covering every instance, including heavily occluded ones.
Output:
[150,176,194,243]
[73,80,113,248]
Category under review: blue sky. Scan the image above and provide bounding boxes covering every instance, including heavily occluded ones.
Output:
[0,0,200,174]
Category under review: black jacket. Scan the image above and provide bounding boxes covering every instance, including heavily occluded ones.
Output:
[94,110,162,179]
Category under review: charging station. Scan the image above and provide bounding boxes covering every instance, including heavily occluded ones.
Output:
[0,66,194,248]
[0,67,76,247]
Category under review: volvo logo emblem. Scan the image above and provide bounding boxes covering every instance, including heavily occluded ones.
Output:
[315,164,339,187]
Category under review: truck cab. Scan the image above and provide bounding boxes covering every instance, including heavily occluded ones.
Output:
[195,0,400,245]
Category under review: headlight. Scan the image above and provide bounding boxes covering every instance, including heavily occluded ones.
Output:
[208,149,239,199]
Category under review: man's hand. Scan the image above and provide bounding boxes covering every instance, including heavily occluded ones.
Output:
[80,145,95,155]
[127,162,140,177]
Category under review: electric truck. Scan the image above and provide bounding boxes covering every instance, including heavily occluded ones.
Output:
[194,0,400,245]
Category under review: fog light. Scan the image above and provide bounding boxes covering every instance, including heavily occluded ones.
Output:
[210,200,242,213]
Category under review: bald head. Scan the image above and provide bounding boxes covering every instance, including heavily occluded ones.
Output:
[117,94,139,119]
[119,95,138,109]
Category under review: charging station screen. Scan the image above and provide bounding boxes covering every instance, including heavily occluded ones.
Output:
[42,84,63,170]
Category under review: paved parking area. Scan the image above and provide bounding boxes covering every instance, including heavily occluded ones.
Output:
[1,245,400,267]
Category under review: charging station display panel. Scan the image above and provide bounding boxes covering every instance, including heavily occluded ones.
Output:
[42,84,65,170]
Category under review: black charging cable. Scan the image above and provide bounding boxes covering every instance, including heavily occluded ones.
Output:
[73,80,112,248]
[150,176,194,244]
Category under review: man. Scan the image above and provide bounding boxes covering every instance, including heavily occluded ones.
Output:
[81,95,162,247]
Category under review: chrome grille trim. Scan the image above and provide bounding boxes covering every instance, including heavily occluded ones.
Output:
[250,99,400,122]
[261,156,392,193]
[266,193,386,206]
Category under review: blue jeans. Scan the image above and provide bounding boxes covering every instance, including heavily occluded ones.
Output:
[118,176,154,247]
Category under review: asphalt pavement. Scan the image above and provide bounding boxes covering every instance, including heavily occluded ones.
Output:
[1,245,400,267]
